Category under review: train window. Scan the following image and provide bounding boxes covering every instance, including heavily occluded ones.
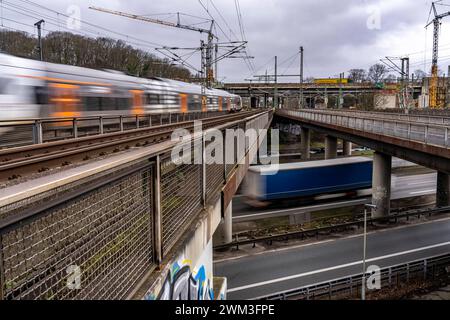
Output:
[101,97,114,111]
[85,96,101,111]
[168,95,180,104]
[160,94,179,105]
[116,98,131,110]
[147,94,160,105]
[188,96,202,111]
[34,86,48,105]
[0,78,9,94]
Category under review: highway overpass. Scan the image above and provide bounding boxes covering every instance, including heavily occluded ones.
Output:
[275,108,450,218]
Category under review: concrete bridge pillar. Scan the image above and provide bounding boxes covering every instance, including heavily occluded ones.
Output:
[300,127,311,160]
[213,200,233,246]
[371,152,392,218]
[343,140,352,157]
[436,172,450,207]
[325,135,338,160]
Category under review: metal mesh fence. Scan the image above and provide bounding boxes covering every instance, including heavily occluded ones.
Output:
[225,125,238,178]
[1,164,154,300]
[206,136,225,202]
[160,153,202,254]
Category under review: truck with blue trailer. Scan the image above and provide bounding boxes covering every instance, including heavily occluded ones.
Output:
[243,157,373,205]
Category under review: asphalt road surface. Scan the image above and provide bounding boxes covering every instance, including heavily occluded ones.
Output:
[214,217,450,299]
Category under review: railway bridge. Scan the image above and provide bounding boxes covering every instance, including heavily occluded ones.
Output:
[0,110,272,300]
[223,82,423,108]
[276,108,450,217]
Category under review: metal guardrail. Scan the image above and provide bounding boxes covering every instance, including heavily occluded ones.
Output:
[0,110,272,300]
[280,109,450,148]
[294,108,450,125]
[214,205,450,250]
[359,108,450,117]
[0,111,227,149]
[258,253,450,300]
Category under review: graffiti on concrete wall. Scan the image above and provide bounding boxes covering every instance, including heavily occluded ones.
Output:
[145,259,214,300]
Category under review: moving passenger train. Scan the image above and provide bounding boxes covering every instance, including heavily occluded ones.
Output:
[0,53,242,121]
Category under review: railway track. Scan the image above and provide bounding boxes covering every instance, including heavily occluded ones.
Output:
[0,111,259,184]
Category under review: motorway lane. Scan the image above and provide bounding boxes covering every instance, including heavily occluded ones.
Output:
[233,172,437,220]
[214,217,450,299]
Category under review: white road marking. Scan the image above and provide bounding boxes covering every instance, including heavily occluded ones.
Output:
[407,181,434,186]
[410,189,435,195]
[227,241,450,293]
[234,198,370,220]
[215,216,450,264]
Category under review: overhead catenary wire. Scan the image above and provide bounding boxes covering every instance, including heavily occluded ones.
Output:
[10,0,166,48]
[197,0,254,73]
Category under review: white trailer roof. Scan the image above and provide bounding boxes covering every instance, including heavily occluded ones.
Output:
[249,157,372,174]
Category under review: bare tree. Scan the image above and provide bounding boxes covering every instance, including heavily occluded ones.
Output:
[413,69,426,81]
[385,74,397,83]
[368,63,388,84]
[348,69,367,83]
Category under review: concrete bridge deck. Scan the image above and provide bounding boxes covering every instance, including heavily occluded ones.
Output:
[275,108,450,218]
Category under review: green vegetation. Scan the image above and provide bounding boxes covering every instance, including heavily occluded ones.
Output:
[352,150,374,157]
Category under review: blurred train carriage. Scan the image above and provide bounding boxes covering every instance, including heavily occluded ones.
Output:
[0,53,242,145]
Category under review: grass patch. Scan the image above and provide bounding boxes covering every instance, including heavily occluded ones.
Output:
[352,150,374,157]
[255,216,290,230]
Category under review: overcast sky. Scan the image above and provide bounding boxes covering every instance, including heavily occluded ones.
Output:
[3,0,450,82]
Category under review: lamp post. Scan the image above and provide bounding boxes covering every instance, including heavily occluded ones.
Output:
[362,203,377,300]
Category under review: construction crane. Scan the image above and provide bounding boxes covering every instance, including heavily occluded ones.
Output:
[426,1,450,108]
[89,6,217,87]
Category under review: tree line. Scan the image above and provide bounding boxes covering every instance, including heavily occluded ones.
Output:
[347,64,427,84]
[0,30,192,81]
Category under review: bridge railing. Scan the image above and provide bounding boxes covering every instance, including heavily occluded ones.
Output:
[0,111,227,149]
[295,108,450,125]
[281,109,450,148]
[0,110,272,300]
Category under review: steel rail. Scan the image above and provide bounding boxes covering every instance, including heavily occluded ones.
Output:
[0,111,259,183]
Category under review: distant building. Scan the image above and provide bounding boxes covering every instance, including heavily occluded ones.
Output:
[374,91,397,109]
[419,77,448,109]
